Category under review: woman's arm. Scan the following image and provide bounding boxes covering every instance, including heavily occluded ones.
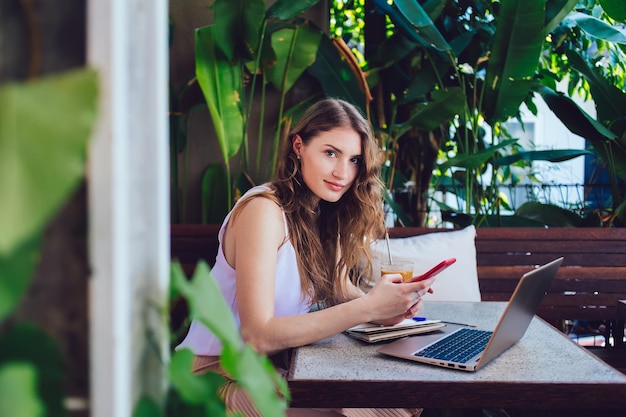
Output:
[225,198,432,355]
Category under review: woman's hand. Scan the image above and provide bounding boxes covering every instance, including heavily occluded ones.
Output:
[363,273,435,325]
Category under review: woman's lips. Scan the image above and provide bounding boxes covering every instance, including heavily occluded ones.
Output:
[325,181,345,192]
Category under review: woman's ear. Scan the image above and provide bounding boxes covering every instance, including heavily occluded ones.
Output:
[292,134,302,156]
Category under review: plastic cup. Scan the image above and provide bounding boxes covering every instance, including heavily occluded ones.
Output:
[380,261,414,282]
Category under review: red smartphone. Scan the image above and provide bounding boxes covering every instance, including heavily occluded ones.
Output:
[410,258,457,282]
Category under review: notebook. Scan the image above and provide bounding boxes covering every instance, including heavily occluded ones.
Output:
[345,319,446,343]
[377,257,563,371]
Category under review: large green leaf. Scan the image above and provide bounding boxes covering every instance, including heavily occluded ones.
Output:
[266,0,322,20]
[438,139,518,172]
[600,0,626,22]
[171,261,240,349]
[168,349,225,408]
[0,363,43,417]
[133,396,162,417]
[564,12,626,44]
[307,34,367,113]
[195,25,244,164]
[483,0,545,123]
[0,233,40,322]
[221,344,288,417]
[0,324,66,417]
[536,84,626,182]
[213,0,266,61]
[0,69,97,256]
[493,149,591,166]
[515,201,584,227]
[265,25,321,92]
[421,0,447,20]
[371,0,450,51]
[565,49,626,123]
[201,163,229,224]
[544,0,578,34]
[395,87,466,134]
[393,0,451,51]
[169,262,287,416]
[535,84,618,142]
[439,209,549,228]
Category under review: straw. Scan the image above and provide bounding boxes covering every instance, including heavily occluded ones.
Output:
[384,231,393,264]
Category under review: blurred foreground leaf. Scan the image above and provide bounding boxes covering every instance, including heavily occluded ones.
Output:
[0,69,98,256]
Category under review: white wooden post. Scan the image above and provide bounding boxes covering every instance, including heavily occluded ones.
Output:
[87,0,169,416]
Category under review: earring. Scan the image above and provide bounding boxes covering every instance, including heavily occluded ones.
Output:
[297,155,301,160]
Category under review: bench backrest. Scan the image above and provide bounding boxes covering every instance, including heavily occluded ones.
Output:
[388,227,626,325]
[171,225,626,325]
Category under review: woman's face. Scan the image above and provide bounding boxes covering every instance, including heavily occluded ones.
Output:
[293,127,362,204]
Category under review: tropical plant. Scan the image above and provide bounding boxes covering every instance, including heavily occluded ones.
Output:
[176,0,626,228]
[534,0,626,226]
[0,68,98,417]
[171,0,369,224]
[349,0,605,227]
[327,0,626,228]
[135,261,289,417]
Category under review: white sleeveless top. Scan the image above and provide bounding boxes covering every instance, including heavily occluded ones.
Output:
[176,184,312,355]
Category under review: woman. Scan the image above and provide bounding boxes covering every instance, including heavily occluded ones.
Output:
[178,98,433,416]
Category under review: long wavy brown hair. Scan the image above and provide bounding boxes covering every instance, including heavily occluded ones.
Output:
[234,98,385,307]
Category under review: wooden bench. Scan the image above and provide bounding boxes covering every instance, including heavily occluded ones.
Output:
[170,224,626,372]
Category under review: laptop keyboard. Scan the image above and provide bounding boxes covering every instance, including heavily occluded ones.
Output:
[415,328,493,363]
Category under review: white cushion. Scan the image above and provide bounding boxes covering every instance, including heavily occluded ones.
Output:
[367,226,480,302]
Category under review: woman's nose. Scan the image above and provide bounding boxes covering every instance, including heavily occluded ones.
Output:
[333,160,349,178]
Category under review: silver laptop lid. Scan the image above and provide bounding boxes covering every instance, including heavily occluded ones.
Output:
[476,257,563,369]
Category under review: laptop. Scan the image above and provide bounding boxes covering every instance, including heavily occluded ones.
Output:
[377,257,563,371]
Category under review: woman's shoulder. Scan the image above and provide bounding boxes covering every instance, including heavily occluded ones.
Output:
[232,186,283,224]
[229,194,286,246]
[239,182,274,197]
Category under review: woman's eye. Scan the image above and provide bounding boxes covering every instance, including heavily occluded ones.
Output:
[325,150,337,158]
[350,157,361,165]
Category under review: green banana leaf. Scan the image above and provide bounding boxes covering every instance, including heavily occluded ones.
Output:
[0,69,97,256]
[0,364,43,417]
[213,0,266,62]
[371,0,450,51]
[393,0,451,51]
[600,0,626,22]
[0,324,67,417]
[171,261,241,348]
[544,0,578,34]
[266,0,322,20]
[171,261,288,416]
[264,25,322,92]
[133,395,167,417]
[400,44,453,104]
[201,163,229,225]
[439,209,548,228]
[515,201,586,227]
[493,149,591,166]
[438,139,518,172]
[535,84,618,142]
[563,12,626,44]
[421,0,447,20]
[0,234,40,322]
[442,201,597,228]
[483,0,545,124]
[383,191,413,227]
[395,87,467,134]
[195,25,244,165]
[307,34,367,113]
[168,349,226,407]
[536,84,626,180]
[565,49,626,123]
